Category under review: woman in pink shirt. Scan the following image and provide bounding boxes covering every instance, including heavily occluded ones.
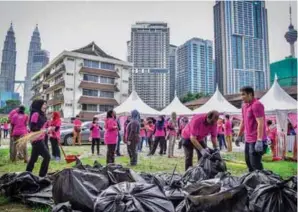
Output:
[49,112,61,161]
[167,112,178,158]
[145,119,155,151]
[104,110,118,164]
[90,117,103,156]
[3,122,9,138]
[73,115,82,145]
[224,114,233,152]
[266,120,277,159]
[217,118,227,150]
[11,106,28,162]
[147,116,167,156]
[138,119,147,152]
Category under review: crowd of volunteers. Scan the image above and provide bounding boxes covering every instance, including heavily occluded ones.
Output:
[1,85,295,177]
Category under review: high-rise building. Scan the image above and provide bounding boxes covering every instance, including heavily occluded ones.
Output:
[130,22,170,109]
[214,1,270,94]
[23,50,49,106]
[169,44,177,101]
[176,38,214,98]
[0,23,17,92]
[23,25,44,106]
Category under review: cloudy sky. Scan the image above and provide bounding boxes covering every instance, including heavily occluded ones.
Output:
[0,1,297,83]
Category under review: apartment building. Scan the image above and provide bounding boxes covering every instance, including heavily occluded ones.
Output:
[31,42,132,121]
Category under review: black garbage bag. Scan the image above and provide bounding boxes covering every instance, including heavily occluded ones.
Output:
[73,159,103,172]
[185,184,249,212]
[286,176,297,191]
[240,170,282,195]
[164,176,185,207]
[52,168,109,211]
[249,180,297,212]
[21,185,54,207]
[93,182,175,212]
[52,202,82,212]
[199,150,227,178]
[139,172,166,189]
[182,165,208,185]
[155,173,183,185]
[0,171,51,197]
[215,172,240,190]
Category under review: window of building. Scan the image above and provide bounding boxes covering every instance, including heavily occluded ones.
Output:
[66,88,73,91]
[53,104,62,111]
[83,74,98,83]
[100,76,114,84]
[65,103,73,107]
[66,73,73,76]
[101,62,115,70]
[99,105,114,112]
[83,89,98,97]
[82,104,97,112]
[67,57,75,61]
[83,59,100,69]
[100,91,114,98]
[122,80,129,83]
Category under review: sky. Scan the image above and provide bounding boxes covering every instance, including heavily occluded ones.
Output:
[0,1,297,85]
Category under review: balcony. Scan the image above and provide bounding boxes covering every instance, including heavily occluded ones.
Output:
[47,94,64,106]
[78,96,118,106]
[79,111,98,121]
[79,67,120,78]
[46,64,66,81]
[44,79,65,94]
[79,81,119,92]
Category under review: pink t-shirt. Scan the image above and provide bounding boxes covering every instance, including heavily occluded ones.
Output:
[73,119,82,130]
[146,124,155,138]
[104,118,118,144]
[242,98,267,143]
[31,112,46,141]
[167,120,178,136]
[49,120,61,140]
[224,120,232,136]
[3,123,9,130]
[155,125,166,137]
[11,113,28,136]
[8,109,18,122]
[182,115,217,141]
[266,126,277,142]
[90,123,100,139]
[217,123,224,135]
[140,128,146,137]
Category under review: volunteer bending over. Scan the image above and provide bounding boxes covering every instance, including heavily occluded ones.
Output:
[181,110,219,171]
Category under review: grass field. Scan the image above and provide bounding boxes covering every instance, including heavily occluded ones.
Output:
[0,146,296,211]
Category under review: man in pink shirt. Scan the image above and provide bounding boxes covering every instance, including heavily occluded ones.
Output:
[73,115,82,145]
[181,110,219,171]
[237,86,267,172]
[224,114,233,152]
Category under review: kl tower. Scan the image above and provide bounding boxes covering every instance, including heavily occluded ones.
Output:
[285,4,297,57]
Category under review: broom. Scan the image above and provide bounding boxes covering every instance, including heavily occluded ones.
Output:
[15,130,46,149]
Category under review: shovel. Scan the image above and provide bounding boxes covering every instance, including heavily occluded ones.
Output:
[58,141,80,163]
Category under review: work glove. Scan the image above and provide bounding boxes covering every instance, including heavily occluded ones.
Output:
[255,140,264,153]
[235,137,241,147]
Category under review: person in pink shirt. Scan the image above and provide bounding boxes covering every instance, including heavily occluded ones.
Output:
[73,115,82,145]
[224,114,233,152]
[11,106,28,163]
[181,111,219,171]
[3,122,9,138]
[145,118,155,151]
[217,118,227,150]
[138,119,147,152]
[236,86,267,172]
[167,112,178,158]
[178,117,189,149]
[49,112,61,161]
[104,110,118,164]
[90,117,103,156]
[148,116,167,156]
[266,120,277,160]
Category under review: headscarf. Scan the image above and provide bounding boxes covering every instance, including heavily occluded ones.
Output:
[131,110,140,123]
[30,99,46,120]
[156,115,165,130]
[52,111,61,126]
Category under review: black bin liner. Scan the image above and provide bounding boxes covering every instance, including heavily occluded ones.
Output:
[51,201,82,212]
[182,165,208,185]
[139,172,166,190]
[52,168,109,211]
[249,179,297,212]
[163,175,185,207]
[286,176,297,191]
[215,172,240,190]
[93,182,175,212]
[199,150,227,178]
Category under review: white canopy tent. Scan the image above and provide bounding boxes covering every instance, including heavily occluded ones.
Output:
[161,94,193,116]
[260,75,297,113]
[192,86,241,114]
[96,90,161,117]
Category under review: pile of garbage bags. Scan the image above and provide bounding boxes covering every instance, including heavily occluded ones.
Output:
[0,150,296,212]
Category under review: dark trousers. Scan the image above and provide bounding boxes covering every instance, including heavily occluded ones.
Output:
[91,138,100,154]
[106,144,116,164]
[138,137,146,151]
[50,137,61,158]
[26,140,51,177]
[245,142,264,172]
[183,139,207,171]
[149,136,166,155]
[4,129,8,138]
[116,133,121,155]
[178,138,183,149]
[218,134,227,150]
[127,142,138,165]
[44,135,49,150]
[148,137,153,152]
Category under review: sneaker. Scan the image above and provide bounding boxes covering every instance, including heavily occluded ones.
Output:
[55,157,61,161]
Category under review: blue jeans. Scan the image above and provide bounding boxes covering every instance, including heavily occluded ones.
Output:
[218,134,227,150]
[138,137,147,151]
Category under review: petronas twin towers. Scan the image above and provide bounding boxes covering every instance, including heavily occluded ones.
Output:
[0,23,49,106]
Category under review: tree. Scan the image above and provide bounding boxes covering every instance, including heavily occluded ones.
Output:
[0,99,21,114]
[180,92,206,103]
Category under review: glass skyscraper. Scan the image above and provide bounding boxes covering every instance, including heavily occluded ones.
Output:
[214,0,270,94]
[176,38,214,98]
[169,44,177,101]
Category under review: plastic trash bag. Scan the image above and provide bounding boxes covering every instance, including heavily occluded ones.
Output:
[52,168,109,211]
[199,150,227,178]
[249,180,297,212]
[93,182,175,212]
[184,185,249,212]
[164,176,185,207]
[51,202,82,212]
[183,179,221,195]
[215,172,240,190]
[240,170,282,195]
[21,185,54,207]
[182,165,208,185]
[286,176,297,191]
[139,172,166,190]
